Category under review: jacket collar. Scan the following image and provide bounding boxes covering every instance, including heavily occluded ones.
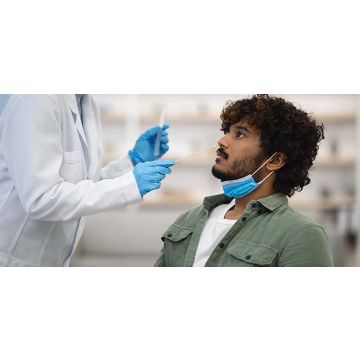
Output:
[203,194,232,210]
[257,193,288,211]
[202,192,288,212]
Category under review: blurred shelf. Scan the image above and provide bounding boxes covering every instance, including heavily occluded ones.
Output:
[101,113,127,124]
[100,112,219,124]
[289,196,355,210]
[140,196,201,209]
[139,114,220,124]
[101,111,357,125]
[314,157,355,167]
[140,195,355,210]
[317,113,356,124]
[99,113,221,125]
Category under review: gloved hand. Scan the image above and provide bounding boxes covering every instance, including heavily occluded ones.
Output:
[133,159,175,197]
[128,124,170,165]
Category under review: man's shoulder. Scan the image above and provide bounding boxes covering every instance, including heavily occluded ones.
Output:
[274,205,333,266]
[281,204,323,229]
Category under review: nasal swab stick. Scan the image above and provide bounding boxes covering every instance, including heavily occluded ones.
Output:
[154,101,167,157]
[175,145,218,164]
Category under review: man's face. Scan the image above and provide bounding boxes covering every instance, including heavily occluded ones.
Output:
[212,120,266,181]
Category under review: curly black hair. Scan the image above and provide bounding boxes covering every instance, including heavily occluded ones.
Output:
[220,94,324,197]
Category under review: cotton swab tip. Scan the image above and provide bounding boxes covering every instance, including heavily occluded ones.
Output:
[154,101,167,156]
[159,101,167,128]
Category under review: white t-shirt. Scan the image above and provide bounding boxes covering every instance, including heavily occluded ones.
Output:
[193,199,237,267]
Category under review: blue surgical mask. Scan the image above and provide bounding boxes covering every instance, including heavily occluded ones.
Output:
[221,153,277,198]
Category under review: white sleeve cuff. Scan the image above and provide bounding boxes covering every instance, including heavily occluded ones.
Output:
[124,155,135,169]
[119,170,143,205]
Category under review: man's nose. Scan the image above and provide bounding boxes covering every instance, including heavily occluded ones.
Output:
[218,134,229,148]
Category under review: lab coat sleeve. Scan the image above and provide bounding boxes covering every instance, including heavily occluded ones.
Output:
[100,155,135,179]
[1,95,142,221]
[100,153,141,202]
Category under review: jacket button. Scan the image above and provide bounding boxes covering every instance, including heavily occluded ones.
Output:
[219,243,225,248]
[167,233,172,238]
[245,255,252,260]
[242,217,246,221]
[251,204,256,208]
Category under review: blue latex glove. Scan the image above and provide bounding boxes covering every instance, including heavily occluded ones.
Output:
[128,124,170,165]
[133,159,175,197]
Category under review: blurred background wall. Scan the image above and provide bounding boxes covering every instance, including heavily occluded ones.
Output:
[1,94,358,266]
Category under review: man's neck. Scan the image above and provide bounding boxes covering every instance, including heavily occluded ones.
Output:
[228,186,275,217]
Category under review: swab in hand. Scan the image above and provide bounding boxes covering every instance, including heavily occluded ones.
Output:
[154,101,167,157]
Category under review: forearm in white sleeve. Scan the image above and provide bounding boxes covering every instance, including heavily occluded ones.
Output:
[101,155,135,179]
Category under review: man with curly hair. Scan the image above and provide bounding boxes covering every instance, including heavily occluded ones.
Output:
[155,95,333,267]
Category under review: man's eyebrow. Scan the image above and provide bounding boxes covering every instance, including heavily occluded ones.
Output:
[232,124,250,133]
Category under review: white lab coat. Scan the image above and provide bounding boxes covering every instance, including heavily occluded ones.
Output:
[0,95,142,266]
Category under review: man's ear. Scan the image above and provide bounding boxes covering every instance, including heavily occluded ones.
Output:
[267,152,286,171]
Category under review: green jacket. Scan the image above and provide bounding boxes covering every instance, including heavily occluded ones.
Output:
[155,193,333,267]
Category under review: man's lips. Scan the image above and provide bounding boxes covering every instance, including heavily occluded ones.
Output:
[216,149,228,159]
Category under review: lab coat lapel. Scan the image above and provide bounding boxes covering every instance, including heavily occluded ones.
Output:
[68,96,89,150]
[81,95,100,178]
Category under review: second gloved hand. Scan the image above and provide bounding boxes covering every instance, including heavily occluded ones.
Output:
[133,159,175,197]
[128,124,170,165]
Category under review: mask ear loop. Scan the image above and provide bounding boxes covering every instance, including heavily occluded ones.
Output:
[252,152,277,176]
[257,170,274,185]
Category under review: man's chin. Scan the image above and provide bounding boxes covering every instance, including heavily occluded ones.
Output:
[211,165,235,181]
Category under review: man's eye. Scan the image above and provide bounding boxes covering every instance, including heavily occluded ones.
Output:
[236,132,244,138]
